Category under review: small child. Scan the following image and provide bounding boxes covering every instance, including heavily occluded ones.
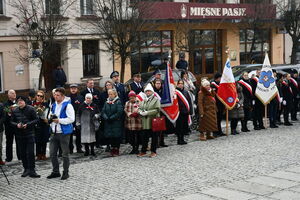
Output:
[124,91,142,154]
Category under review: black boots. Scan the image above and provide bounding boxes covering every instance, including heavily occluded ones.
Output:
[241,120,250,132]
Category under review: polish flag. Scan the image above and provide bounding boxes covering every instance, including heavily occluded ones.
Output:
[217,59,238,110]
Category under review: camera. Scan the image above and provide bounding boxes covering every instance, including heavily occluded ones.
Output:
[49,114,58,124]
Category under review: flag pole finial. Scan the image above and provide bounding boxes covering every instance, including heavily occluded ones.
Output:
[168,50,172,62]
[225,46,230,60]
[263,43,269,56]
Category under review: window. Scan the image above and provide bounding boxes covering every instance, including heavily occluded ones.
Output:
[0,0,4,15]
[189,0,226,3]
[130,31,172,75]
[240,29,270,64]
[45,0,60,15]
[82,40,99,77]
[80,0,93,15]
[240,0,271,3]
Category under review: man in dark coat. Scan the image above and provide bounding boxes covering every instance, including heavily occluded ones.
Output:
[4,89,20,162]
[211,72,226,137]
[111,71,126,105]
[53,65,67,88]
[290,70,299,121]
[11,96,40,178]
[282,73,294,126]
[176,53,188,70]
[251,69,265,130]
[128,73,144,94]
[238,72,253,131]
[68,84,84,153]
[159,57,168,70]
[80,79,101,105]
[0,103,5,165]
[269,70,280,128]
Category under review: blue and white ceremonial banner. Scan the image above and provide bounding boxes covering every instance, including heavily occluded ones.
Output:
[255,53,278,105]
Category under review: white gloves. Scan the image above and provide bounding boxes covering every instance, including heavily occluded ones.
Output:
[237,103,241,108]
[252,100,255,105]
[139,111,148,116]
[280,97,283,103]
[94,114,100,119]
[283,100,287,106]
[76,122,80,126]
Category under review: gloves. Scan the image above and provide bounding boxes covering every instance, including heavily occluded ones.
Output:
[283,100,287,106]
[76,122,80,126]
[237,103,241,108]
[130,113,139,118]
[139,111,148,116]
[252,100,255,105]
[280,97,283,103]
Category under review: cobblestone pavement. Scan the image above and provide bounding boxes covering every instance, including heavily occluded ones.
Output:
[1,121,300,199]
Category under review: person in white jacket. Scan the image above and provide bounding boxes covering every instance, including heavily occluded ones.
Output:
[47,88,75,180]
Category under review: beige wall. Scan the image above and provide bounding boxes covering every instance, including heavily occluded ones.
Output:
[0,40,30,92]
[271,28,284,65]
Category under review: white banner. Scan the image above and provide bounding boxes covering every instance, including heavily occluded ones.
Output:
[255,53,278,105]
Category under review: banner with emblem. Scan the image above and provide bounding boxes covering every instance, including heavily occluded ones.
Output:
[217,59,238,110]
[255,53,278,105]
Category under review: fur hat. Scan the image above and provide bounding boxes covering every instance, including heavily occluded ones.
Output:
[85,93,93,100]
[144,83,154,93]
[201,79,210,87]
[128,90,136,98]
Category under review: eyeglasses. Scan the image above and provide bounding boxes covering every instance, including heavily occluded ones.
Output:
[106,84,112,86]
[37,95,44,98]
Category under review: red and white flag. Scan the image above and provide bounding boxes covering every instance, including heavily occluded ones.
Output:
[160,61,179,123]
[217,59,238,110]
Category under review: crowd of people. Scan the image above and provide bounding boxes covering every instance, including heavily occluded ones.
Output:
[0,66,299,180]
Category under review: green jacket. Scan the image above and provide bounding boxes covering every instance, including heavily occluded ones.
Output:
[101,98,124,138]
[138,95,161,130]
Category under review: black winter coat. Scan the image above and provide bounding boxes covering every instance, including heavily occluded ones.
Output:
[282,80,293,103]
[239,78,253,109]
[80,87,101,105]
[0,103,5,132]
[11,105,38,137]
[177,88,192,115]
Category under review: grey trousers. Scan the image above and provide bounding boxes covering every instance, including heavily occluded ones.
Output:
[49,133,70,173]
[0,131,3,160]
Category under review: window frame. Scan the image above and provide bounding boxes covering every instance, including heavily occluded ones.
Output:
[82,40,100,78]
[239,29,271,64]
[0,0,5,15]
[80,0,94,16]
[45,0,61,15]
[130,30,173,74]
[0,53,4,93]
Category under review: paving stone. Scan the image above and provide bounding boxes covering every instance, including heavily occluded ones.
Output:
[224,181,279,195]
[289,185,300,193]
[202,187,257,200]
[174,193,219,200]
[247,176,299,189]
[286,166,300,174]
[267,171,300,182]
[269,190,300,200]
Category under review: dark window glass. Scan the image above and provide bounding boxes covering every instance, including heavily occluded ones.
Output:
[45,0,60,15]
[0,0,3,15]
[82,40,99,77]
[189,0,225,3]
[239,29,270,64]
[240,0,271,3]
[81,0,93,15]
[130,31,172,75]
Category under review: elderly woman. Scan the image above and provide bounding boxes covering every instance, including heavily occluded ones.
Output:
[229,83,244,135]
[77,93,100,156]
[198,79,218,141]
[101,89,124,156]
[33,90,49,161]
[124,91,142,154]
[138,84,161,158]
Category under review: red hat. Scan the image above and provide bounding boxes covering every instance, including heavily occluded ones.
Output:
[128,90,136,98]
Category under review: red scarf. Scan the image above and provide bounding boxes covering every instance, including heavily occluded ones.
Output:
[238,80,253,95]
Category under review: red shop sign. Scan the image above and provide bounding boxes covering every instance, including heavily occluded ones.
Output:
[139,2,276,20]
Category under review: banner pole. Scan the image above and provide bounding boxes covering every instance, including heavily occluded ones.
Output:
[226,108,229,136]
[265,105,268,128]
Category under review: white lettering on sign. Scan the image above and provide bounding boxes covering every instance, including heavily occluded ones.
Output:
[189,6,246,17]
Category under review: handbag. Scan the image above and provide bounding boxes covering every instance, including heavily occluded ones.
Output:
[152,116,166,132]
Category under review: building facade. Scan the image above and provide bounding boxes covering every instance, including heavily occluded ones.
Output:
[0,0,291,92]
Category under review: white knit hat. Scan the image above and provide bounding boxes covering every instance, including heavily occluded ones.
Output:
[85,93,93,100]
[201,79,210,87]
[144,83,154,93]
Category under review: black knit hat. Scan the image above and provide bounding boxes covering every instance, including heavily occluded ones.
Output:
[214,72,222,80]
[17,96,27,102]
